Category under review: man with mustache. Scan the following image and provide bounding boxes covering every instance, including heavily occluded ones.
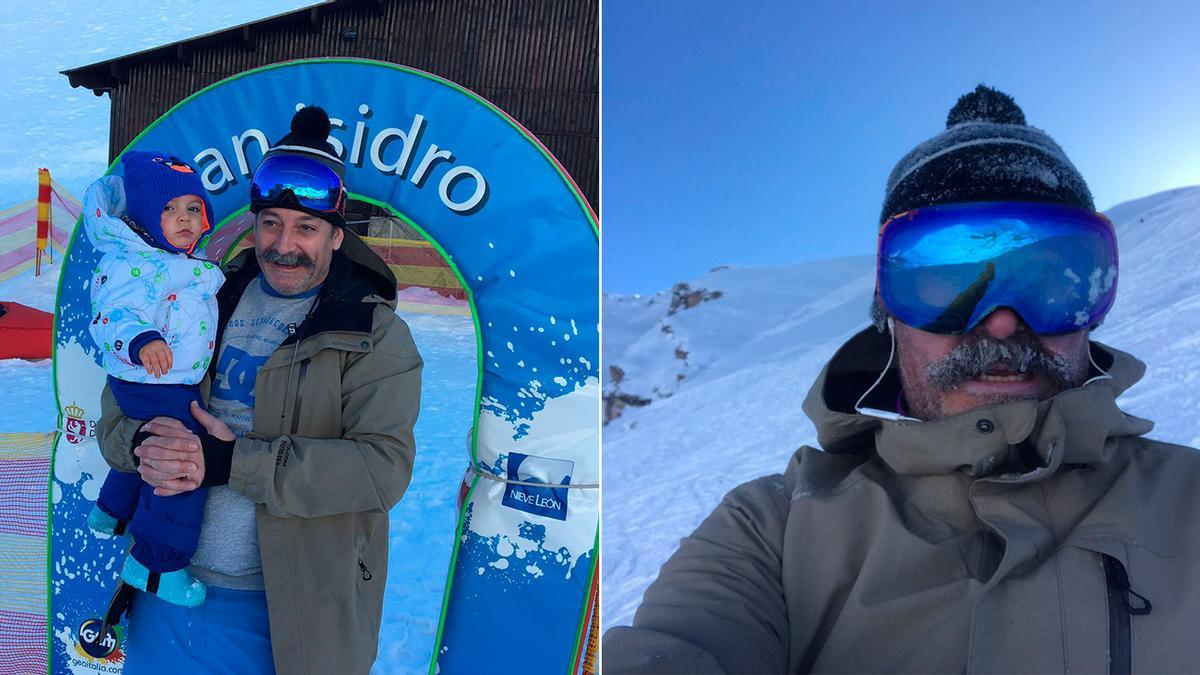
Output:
[97,106,423,675]
[605,86,1200,672]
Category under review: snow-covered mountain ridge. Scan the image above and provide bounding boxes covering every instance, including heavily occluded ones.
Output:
[602,185,1200,631]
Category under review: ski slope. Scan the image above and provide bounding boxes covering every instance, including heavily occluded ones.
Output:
[0,259,476,674]
[602,186,1200,631]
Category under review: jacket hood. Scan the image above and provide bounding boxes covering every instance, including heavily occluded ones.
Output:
[801,327,1154,476]
[324,229,398,304]
[84,176,166,257]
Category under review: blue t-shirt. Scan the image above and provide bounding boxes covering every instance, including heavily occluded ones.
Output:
[190,275,319,590]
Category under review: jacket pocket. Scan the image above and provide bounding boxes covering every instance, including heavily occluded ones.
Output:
[354,513,386,630]
[1103,554,1153,675]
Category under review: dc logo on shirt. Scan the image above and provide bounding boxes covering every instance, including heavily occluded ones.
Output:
[501,452,573,521]
[211,345,269,407]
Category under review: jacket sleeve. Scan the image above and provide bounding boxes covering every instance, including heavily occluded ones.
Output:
[90,254,161,368]
[96,382,144,473]
[227,307,422,519]
[84,176,161,368]
[603,474,792,674]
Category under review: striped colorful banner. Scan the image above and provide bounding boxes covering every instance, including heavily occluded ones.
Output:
[362,235,466,300]
[0,431,52,675]
[0,181,79,283]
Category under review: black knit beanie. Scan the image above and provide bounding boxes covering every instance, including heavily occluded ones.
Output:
[871,85,1096,332]
[251,105,347,228]
[879,85,1094,224]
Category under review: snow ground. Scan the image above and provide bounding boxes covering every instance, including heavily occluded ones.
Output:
[602,186,1200,631]
[374,311,476,674]
[0,262,477,673]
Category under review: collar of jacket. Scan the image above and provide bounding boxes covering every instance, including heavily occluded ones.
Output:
[802,327,1155,478]
[216,229,398,342]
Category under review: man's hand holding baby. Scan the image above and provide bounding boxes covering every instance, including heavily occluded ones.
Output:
[135,401,236,496]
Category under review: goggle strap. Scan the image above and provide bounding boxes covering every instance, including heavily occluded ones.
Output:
[270,145,345,166]
[890,138,1070,191]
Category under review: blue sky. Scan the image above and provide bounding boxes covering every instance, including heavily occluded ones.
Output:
[5,2,1197,297]
[0,1,315,209]
[602,1,1200,294]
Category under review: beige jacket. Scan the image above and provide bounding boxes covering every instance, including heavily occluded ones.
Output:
[606,328,1200,673]
[98,232,423,675]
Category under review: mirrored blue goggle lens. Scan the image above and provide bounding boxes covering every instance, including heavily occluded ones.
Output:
[878,202,1118,335]
[249,154,344,214]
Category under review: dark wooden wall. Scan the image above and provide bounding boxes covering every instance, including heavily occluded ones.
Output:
[100,0,597,208]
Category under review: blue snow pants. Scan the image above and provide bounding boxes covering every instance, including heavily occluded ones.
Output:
[96,376,208,572]
[123,587,275,674]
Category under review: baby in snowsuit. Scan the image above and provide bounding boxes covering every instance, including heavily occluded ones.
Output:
[85,150,225,607]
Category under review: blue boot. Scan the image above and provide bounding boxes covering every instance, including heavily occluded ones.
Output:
[87,504,125,537]
[120,555,206,608]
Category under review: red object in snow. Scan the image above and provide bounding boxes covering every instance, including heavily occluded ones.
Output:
[0,302,52,359]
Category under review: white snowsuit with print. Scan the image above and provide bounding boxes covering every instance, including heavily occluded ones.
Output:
[85,175,225,385]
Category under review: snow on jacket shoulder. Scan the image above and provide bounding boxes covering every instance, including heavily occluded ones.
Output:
[605,327,1200,673]
[84,175,224,384]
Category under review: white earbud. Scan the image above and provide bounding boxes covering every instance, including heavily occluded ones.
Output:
[856,314,921,423]
[1082,344,1114,386]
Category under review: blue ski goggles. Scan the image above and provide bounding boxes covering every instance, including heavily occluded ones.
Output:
[249,154,346,217]
[877,201,1118,335]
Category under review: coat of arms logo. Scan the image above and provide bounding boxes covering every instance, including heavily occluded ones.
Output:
[64,402,90,444]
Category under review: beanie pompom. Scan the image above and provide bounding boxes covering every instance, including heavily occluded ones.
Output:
[291,106,332,139]
[946,85,1026,128]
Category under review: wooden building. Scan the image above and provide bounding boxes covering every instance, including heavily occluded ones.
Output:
[60,0,598,208]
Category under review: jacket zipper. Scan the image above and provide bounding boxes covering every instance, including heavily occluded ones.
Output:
[1103,554,1152,675]
[289,359,310,435]
[277,298,318,437]
[358,558,373,581]
[279,325,299,437]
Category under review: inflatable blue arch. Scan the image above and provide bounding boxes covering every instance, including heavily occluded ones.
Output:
[50,58,598,674]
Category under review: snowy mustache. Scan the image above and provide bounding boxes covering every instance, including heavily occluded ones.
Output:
[925,333,1081,391]
[261,247,315,268]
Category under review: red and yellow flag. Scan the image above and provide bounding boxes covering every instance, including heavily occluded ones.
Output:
[36,169,51,252]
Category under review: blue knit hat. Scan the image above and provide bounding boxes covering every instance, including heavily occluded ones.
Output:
[120,150,213,254]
